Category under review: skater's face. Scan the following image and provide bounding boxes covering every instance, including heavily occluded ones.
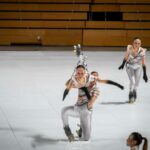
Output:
[132,39,141,49]
[90,71,99,85]
[76,68,85,78]
[127,135,137,147]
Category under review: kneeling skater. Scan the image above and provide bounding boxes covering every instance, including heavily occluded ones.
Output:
[61,65,124,142]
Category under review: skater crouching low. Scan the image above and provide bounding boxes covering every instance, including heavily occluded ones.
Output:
[61,65,124,142]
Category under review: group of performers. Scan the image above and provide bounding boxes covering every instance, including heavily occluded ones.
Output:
[61,37,148,150]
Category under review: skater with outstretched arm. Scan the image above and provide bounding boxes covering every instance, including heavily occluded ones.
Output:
[61,65,124,142]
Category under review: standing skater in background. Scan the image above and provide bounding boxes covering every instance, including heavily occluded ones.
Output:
[127,132,148,150]
[61,65,124,142]
[118,37,148,103]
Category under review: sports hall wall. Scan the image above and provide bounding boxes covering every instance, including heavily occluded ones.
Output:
[0,0,150,47]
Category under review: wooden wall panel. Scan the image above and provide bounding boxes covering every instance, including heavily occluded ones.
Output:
[123,13,150,21]
[43,29,82,45]
[86,21,125,29]
[126,30,150,47]
[0,0,91,3]
[91,5,120,12]
[93,0,150,4]
[0,20,85,29]
[117,0,150,4]
[93,0,117,3]
[125,22,150,29]
[0,29,82,46]
[0,4,89,12]
[0,0,150,47]
[83,30,127,46]
[120,5,150,12]
[85,21,150,30]
[83,29,150,46]
[0,12,87,20]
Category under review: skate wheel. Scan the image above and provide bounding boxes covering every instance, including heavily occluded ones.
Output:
[68,134,75,142]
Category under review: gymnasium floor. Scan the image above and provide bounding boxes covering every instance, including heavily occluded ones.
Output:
[0,46,149,150]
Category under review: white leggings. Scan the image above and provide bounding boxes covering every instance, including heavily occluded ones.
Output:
[61,104,92,141]
[126,64,142,92]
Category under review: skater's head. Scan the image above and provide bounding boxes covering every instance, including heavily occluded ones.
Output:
[127,132,148,150]
[76,65,86,78]
[132,37,141,49]
[90,71,99,86]
[76,65,85,70]
[91,71,99,77]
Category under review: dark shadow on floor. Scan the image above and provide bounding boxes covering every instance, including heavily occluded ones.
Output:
[100,101,128,105]
[27,134,67,148]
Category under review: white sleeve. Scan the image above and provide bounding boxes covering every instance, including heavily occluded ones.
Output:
[140,47,146,58]
[89,75,95,82]
[127,45,132,55]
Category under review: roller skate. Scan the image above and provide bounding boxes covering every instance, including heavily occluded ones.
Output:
[76,124,82,138]
[64,126,74,142]
[128,91,134,104]
[133,90,137,103]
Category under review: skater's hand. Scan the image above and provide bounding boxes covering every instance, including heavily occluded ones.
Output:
[87,101,93,109]
[118,64,124,70]
[143,74,148,82]
[62,89,69,101]
[119,85,124,90]
[107,80,124,90]
[118,59,126,70]
[142,66,148,82]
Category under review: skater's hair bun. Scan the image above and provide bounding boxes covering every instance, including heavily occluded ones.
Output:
[91,71,98,75]
[133,37,141,42]
[76,65,85,69]
[133,37,141,41]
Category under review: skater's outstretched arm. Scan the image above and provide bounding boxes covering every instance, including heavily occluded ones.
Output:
[106,80,124,90]
[96,77,124,90]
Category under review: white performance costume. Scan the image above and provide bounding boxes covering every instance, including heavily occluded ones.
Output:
[125,45,146,98]
[131,146,139,150]
[61,74,99,141]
